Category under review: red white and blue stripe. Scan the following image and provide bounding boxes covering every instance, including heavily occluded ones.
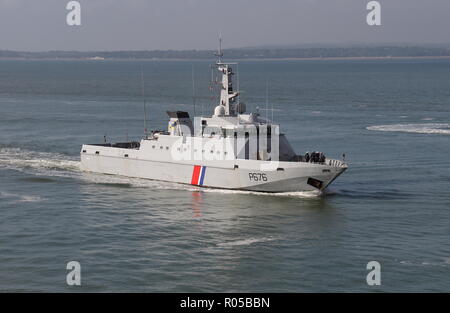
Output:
[191,165,207,186]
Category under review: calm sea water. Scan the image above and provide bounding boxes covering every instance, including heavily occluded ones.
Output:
[0,59,449,292]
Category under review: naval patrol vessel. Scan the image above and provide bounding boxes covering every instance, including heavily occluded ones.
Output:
[80,45,347,193]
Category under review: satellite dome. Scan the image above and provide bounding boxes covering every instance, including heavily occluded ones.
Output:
[214,105,225,116]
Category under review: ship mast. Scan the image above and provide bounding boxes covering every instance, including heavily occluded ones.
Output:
[214,35,224,63]
[213,37,239,116]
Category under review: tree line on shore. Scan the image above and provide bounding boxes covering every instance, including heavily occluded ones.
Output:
[1,46,450,60]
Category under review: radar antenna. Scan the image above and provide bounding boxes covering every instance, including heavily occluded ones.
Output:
[214,34,223,63]
[141,66,148,138]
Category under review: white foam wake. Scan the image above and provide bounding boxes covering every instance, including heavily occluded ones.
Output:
[200,188,320,198]
[217,237,277,247]
[0,191,45,203]
[367,123,450,135]
[0,148,79,173]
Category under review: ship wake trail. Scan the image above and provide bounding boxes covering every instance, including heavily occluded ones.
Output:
[216,236,278,247]
[201,188,321,198]
[367,123,450,135]
[0,147,80,176]
[0,191,45,203]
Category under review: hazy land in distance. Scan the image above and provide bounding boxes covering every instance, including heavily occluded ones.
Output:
[1,45,450,61]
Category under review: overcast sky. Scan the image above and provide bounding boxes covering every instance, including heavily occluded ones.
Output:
[0,0,449,51]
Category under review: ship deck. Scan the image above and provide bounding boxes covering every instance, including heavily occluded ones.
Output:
[88,141,141,149]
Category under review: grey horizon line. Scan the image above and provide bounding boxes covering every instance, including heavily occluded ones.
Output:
[2,42,450,54]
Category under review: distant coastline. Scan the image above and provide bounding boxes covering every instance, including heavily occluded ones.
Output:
[2,56,450,62]
[1,46,450,61]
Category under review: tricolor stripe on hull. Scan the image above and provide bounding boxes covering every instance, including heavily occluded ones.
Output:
[191,165,207,186]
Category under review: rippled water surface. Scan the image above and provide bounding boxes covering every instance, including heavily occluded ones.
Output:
[0,59,449,292]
